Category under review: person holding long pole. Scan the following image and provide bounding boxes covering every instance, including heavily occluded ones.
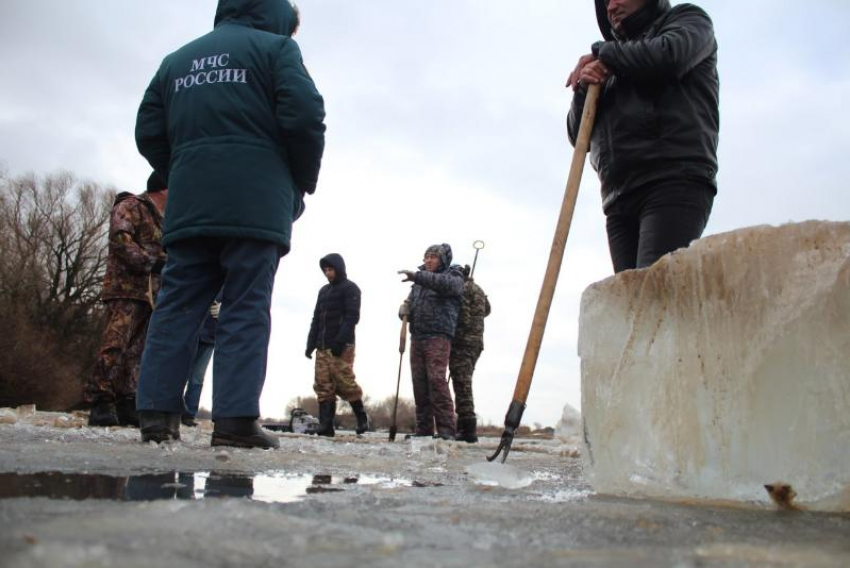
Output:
[566,0,720,273]
[398,244,464,440]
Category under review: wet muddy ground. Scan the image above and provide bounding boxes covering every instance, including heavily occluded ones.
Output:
[1,410,848,567]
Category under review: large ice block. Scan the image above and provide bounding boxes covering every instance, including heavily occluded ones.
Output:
[579,221,850,512]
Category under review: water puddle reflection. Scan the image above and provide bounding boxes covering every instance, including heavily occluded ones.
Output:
[0,471,410,503]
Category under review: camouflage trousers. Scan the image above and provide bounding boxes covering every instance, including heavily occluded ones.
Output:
[449,343,482,420]
[313,346,363,404]
[85,299,152,403]
[409,336,455,436]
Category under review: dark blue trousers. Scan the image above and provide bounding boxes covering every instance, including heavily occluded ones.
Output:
[136,238,280,419]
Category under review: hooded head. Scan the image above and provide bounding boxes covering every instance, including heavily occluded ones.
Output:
[214,0,300,37]
[594,0,669,41]
[319,253,347,282]
[422,243,453,272]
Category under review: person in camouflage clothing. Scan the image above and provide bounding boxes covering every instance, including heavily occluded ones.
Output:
[449,265,491,443]
[398,244,464,439]
[85,172,167,427]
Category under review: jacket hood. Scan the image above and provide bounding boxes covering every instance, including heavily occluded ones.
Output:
[214,0,299,37]
[114,191,136,206]
[319,253,347,281]
[419,243,453,273]
[594,0,670,41]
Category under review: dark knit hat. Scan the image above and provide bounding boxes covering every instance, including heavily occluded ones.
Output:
[146,171,166,193]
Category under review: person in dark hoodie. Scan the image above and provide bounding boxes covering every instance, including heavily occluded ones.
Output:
[305,253,368,437]
[566,0,719,273]
[398,244,464,440]
[86,172,167,428]
[133,0,325,448]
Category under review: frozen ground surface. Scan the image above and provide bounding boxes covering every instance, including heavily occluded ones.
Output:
[1,410,848,567]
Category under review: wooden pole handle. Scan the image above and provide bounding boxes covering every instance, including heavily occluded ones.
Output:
[512,83,601,403]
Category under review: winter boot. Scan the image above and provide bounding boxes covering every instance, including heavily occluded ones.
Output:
[316,401,336,437]
[455,417,479,443]
[349,400,369,435]
[181,414,198,427]
[138,411,181,443]
[212,418,279,449]
[88,401,119,427]
[115,397,139,427]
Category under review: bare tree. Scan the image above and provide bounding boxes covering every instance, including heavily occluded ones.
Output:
[0,170,115,410]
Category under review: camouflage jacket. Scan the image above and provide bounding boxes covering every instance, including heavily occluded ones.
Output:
[452,279,491,348]
[101,192,166,303]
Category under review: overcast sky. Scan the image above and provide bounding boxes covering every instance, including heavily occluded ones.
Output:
[1,1,849,427]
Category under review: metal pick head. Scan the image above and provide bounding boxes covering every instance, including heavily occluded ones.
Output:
[473,240,485,250]
[486,433,513,463]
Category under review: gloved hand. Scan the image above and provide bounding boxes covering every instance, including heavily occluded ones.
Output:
[305,348,314,359]
[398,301,410,318]
[331,343,345,357]
[398,270,415,282]
[209,301,221,318]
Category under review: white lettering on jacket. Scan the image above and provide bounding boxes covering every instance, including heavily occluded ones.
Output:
[175,53,246,93]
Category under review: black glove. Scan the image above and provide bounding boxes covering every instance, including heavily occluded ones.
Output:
[331,343,345,357]
[305,348,314,359]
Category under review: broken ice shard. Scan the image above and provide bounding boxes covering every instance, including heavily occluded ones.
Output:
[579,221,850,512]
[466,462,534,489]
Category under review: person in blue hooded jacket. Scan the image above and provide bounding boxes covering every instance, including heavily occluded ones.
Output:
[566,0,719,273]
[398,244,464,439]
[134,0,325,449]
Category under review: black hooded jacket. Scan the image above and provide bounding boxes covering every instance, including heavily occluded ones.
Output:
[568,0,719,210]
[306,254,361,351]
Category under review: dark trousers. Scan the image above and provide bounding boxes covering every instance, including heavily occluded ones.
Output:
[605,181,714,273]
[182,341,214,417]
[410,336,455,436]
[136,238,280,419]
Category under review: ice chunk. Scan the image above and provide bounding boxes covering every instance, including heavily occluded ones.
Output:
[579,221,850,512]
[466,462,534,489]
[16,404,36,417]
[554,403,582,441]
[0,408,17,424]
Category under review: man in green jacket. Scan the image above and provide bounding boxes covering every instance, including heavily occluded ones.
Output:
[134,0,326,448]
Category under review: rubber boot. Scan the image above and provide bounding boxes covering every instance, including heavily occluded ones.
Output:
[88,401,119,427]
[211,417,279,449]
[115,397,139,427]
[316,401,336,437]
[349,400,369,435]
[138,411,181,443]
[455,417,479,443]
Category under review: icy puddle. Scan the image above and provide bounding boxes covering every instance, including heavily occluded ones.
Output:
[0,471,410,503]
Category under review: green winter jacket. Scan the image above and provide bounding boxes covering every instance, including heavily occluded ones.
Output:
[135,0,326,254]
